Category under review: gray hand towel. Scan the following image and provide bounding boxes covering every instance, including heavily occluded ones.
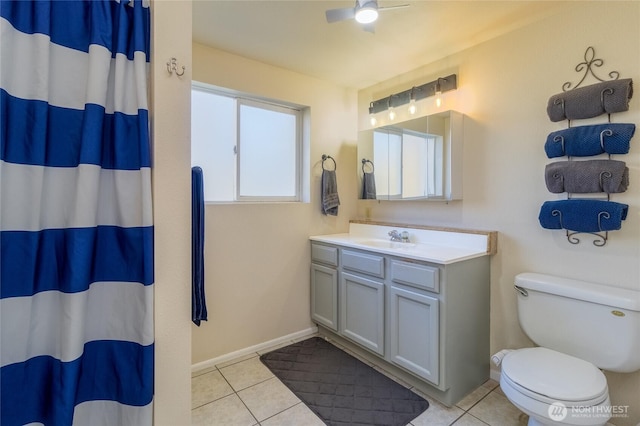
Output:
[545,160,629,194]
[362,172,377,200]
[321,169,340,216]
[547,78,633,122]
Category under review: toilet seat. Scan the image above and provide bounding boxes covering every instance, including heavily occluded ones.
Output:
[502,347,609,407]
[500,373,611,426]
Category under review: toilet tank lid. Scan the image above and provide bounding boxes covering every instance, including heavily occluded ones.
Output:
[515,272,640,312]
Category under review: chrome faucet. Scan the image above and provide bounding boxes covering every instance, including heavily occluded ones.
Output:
[388,230,402,241]
[388,230,410,243]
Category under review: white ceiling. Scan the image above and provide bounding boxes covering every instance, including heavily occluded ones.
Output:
[192,1,569,90]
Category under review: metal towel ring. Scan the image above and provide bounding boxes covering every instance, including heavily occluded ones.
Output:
[322,155,336,171]
[362,158,374,174]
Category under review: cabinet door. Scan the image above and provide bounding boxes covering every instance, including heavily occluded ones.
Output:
[389,285,439,384]
[311,263,338,331]
[339,272,385,356]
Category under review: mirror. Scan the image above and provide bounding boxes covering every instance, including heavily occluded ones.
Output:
[358,110,463,201]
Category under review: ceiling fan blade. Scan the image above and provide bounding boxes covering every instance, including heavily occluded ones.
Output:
[325,7,356,23]
[378,4,410,12]
[362,22,375,33]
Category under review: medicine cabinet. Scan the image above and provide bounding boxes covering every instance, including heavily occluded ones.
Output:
[358,110,463,201]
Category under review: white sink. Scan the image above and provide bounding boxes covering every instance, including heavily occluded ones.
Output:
[310,223,495,264]
[355,238,416,250]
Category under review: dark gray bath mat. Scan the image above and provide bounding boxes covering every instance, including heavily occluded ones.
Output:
[260,337,429,426]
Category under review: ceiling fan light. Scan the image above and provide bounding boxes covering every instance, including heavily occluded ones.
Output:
[355,5,378,24]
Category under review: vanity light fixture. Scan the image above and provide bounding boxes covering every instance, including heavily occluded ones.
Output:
[387,96,396,120]
[434,78,443,96]
[434,77,445,107]
[369,102,378,126]
[367,74,457,123]
[408,87,417,114]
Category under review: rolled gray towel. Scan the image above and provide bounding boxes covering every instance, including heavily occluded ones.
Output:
[547,78,633,122]
[545,160,629,194]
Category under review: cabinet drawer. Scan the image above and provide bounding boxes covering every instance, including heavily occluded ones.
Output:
[391,260,439,293]
[342,250,385,278]
[311,243,338,267]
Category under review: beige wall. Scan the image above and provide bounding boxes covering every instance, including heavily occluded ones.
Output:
[151,0,193,424]
[190,43,359,362]
[358,2,640,424]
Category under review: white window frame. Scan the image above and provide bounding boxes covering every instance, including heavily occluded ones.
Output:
[236,98,302,202]
[191,81,306,203]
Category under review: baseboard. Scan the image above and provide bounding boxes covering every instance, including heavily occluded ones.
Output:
[191,326,318,374]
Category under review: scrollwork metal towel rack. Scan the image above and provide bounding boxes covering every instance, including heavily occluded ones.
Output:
[541,46,633,247]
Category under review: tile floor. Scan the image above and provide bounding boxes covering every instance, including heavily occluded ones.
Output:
[191,336,529,426]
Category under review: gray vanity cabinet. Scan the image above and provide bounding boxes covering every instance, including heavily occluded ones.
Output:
[310,244,338,331]
[389,284,439,384]
[340,272,385,356]
[389,259,440,383]
[339,249,386,356]
[309,240,490,407]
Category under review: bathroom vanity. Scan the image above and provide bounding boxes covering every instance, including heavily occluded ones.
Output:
[309,222,497,406]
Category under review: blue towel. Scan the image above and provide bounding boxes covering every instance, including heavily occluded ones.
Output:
[545,123,635,158]
[539,200,628,233]
[192,166,207,326]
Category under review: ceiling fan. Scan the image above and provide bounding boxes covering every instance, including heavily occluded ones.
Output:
[325,0,410,32]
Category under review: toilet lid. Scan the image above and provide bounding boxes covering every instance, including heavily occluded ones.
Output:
[502,347,608,402]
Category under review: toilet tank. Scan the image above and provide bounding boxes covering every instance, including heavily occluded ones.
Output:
[514,272,640,373]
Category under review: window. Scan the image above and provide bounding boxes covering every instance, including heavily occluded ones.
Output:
[191,82,305,202]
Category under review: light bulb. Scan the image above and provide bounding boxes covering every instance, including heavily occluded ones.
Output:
[388,107,396,121]
[434,78,444,108]
[408,99,417,115]
[368,102,377,126]
[355,5,378,23]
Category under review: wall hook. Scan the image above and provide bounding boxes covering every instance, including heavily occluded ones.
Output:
[167,57,185,76]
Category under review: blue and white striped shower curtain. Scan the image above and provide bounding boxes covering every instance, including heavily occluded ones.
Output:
[0,1,153,425]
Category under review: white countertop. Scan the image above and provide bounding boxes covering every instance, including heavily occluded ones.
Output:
[310,223,493,265]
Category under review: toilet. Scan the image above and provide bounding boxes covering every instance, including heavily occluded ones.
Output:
[497,272,640,426]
